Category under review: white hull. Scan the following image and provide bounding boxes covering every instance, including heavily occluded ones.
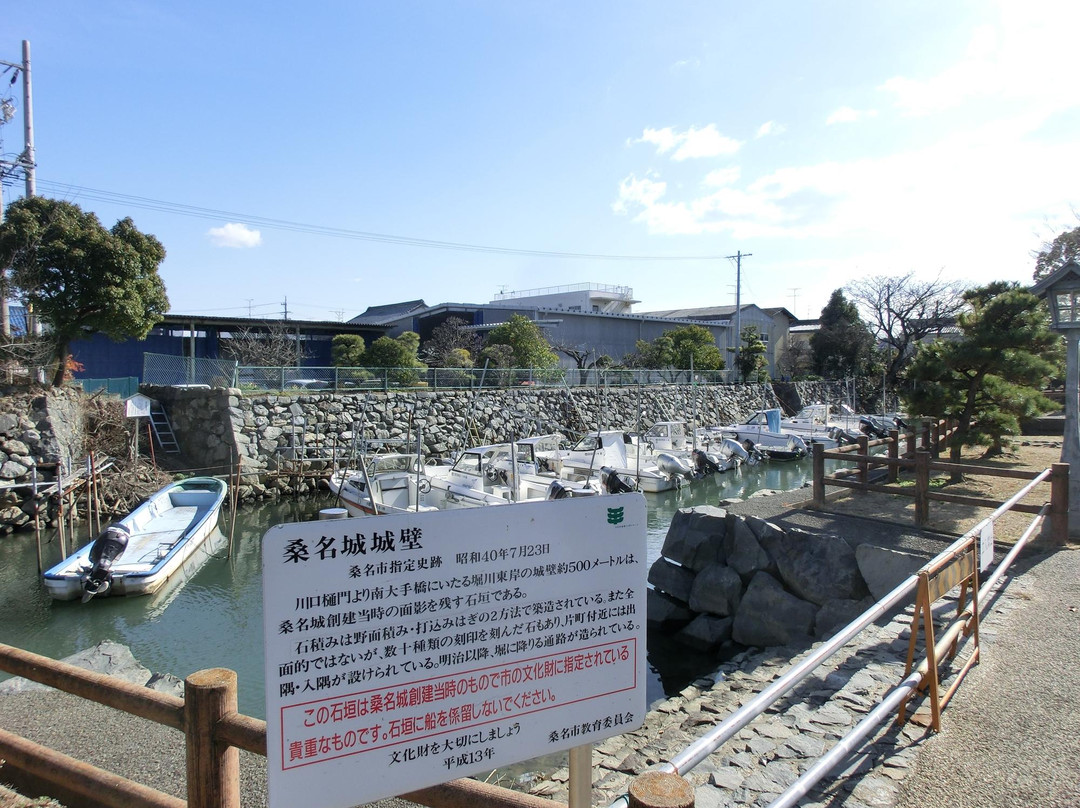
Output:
[42,477,228,601]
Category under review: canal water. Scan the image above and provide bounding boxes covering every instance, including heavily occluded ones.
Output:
[0,459,814,719]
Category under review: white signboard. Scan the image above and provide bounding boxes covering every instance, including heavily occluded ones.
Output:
[262,494,647,808]
[124,394,152,419]
[980,522,994,572]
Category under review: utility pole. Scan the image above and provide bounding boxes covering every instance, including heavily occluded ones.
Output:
[726,251,751,373]
[282,297,289,321]
[790,287,800,318]
[0,40,35,339]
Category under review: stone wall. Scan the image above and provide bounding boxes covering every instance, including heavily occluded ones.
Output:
[0,388,87,533]
[146,381,845,500]
[0,378,851,529]
[646,506,928,651]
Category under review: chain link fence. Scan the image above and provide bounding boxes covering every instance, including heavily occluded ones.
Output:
[142,353,239,387]
[138,354,735,390]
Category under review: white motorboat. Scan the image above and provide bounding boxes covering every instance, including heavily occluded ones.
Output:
[783,403,907,449]
[42,476,228,602]
[641,420,746,476]
[715,409,810,461]
[327,438,622,517]
[535,429,694,493]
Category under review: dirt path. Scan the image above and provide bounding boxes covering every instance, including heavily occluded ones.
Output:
[818,438,1066,544]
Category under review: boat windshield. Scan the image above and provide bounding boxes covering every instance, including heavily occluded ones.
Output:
[367,454,420,474]
[450,452,482,476]
[572,434,602,451]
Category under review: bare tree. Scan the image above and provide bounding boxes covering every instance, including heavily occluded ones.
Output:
[552,340,602,370]
[221,324,309,367]
[420,316,481,366]
[846,273,965,386]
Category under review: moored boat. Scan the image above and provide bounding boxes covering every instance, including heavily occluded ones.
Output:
[42,476,228,602]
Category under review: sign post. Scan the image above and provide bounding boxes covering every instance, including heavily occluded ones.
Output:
[263,493,647,808]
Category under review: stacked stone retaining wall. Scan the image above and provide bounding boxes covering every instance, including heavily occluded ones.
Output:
[0,388,87,533]
[647,506,930,652]
[146,381,850,500]
[0,379,852,528]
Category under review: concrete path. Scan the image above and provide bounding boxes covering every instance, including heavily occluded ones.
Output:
[893,546,1080,808]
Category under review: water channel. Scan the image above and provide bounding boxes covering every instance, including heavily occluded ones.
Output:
[0,459,816,719]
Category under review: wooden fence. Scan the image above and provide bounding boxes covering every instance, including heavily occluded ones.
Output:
[0,643,561,808]
[810,418,1068,540]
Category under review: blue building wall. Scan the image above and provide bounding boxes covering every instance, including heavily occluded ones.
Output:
[70,327,221,381]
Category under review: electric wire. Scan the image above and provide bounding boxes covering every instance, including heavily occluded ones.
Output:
[35,179,729,262]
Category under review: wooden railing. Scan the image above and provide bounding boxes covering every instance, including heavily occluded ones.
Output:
[810,419,1067,540]
[0,643,561,808]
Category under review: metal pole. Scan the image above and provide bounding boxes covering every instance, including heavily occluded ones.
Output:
[1063,331,1080,537]
[21,41,34,197]
[734,251,742,371]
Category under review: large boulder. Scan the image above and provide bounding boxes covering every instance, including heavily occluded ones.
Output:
[647,558,696,602]
[759,527,868,605]
[647,588,695,631]
[732,572,817,648]
[659,506,729,572]
[856,543,927,601]
[675,614,733,652]
[688,563,743,617]
[727,519,774,581]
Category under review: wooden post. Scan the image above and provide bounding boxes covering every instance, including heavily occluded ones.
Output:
[568,745,592,808]
[812,442,825,507]
[857,435,869,486]
[915,450,930,527]
[185,668,240,808]
[1050,462,1069,545]
[920,421,931,452]
[905,425,916,459]
[887,428,899,483]
[628,771,694,808]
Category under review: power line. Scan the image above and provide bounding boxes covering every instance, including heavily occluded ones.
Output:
[34,179,731,262]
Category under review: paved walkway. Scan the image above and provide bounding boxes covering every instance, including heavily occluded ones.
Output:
[894,545,1080,808]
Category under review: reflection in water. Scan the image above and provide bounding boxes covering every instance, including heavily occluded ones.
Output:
[0,459,814,718]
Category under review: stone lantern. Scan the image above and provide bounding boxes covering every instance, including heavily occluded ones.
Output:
[1032,260,1080,537]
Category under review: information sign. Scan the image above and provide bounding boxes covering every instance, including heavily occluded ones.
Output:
[262,493,647,808]
[980,522,994,572]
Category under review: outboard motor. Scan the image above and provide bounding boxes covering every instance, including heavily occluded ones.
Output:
[691,449,723,476]
[546,479,573,500]
[83,523,130,602]
[829,425,861,446]
[655,452,694,480]
[600,466,638,494]
[719,438,750,464]
[859,416,890,439]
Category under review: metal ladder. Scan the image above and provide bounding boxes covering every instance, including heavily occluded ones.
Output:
[148,400,181,454]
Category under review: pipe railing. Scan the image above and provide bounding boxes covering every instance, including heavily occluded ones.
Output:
[607,466,1054,808]
[763,501,1049,808]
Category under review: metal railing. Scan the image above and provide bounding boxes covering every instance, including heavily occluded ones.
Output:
[609,466,1059,807]
[183,362,731,390]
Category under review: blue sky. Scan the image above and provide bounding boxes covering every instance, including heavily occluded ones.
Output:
[3,1,1079,322]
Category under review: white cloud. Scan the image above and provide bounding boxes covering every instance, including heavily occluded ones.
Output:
[755,121,785,138]
[208,222,262,248]
[880,8,1080,116]
[703,167,740,187]
[826,106,877,125]
[613,115,1080,281]
[634,124,742,160]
